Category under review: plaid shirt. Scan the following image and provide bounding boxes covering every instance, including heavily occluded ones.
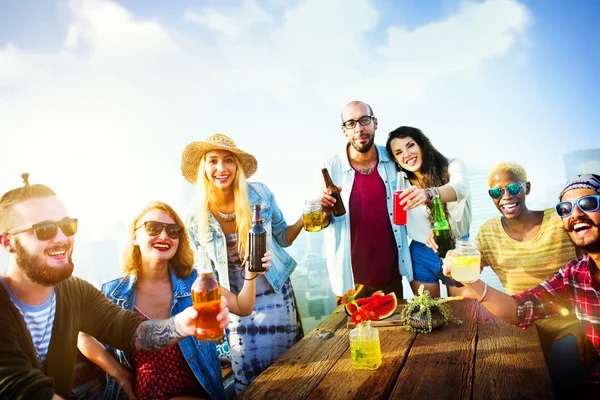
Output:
[514,254,600,392]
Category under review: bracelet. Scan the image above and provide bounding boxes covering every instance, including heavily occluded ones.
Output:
[433,187,441,199]
[480,282,488,302]
[423,189,431,204]
[241,271,258,281]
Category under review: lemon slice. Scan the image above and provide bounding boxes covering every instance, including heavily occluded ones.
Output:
[453,256,479,266]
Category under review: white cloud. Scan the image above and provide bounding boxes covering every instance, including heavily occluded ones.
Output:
[2,0,571,253]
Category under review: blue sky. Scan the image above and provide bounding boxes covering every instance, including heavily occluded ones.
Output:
[0,0,599,258]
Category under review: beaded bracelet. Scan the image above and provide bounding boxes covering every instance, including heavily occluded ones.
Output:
[423,189,431,204]
[433,187,441,199]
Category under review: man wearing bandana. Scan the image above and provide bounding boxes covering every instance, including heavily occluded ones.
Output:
[443,174,600,397]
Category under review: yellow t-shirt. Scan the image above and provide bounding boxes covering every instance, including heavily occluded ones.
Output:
[476,208,577,295]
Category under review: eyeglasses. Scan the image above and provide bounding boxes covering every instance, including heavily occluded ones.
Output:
[136,221,183,239]
[555,195,600,218]
[7,218,79,241]
[342,115,374,129]
[488,182,526,200]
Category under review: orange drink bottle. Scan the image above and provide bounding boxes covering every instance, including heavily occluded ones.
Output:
[191,246,224,341]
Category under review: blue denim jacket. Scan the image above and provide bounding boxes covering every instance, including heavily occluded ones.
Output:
[188,182,297,293]
[321,144,413,296]
[101,267,226,400]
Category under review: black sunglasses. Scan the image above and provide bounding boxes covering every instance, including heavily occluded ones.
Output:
[136,221,183,239]
[488,182,526,200]
[555,195,600,218]
[7,217,78,241]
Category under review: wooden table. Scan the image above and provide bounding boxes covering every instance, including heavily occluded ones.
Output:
[235,300,554,399]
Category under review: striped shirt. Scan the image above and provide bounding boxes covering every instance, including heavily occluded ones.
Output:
[476,208,577,295]
[514,255,600,390]
[0,278,55,363]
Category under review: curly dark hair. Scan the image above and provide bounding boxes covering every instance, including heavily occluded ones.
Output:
[386,127,453,236]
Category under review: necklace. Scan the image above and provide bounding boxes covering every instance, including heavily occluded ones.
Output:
[3,274,55,365]
[214,203,236,222]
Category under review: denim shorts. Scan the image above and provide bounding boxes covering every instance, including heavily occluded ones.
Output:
[409,240,455,286]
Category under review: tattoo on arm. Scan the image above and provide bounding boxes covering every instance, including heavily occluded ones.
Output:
[129,317,184,352]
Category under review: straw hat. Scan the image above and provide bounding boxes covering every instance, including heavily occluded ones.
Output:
[181,134,258,184]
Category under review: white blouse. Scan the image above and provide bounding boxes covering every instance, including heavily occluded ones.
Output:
[403,158,471,244]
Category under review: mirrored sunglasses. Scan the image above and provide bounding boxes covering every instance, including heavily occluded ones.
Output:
[488,182,526,200]
[136,221,183,239]
[7,217,79,241]
[555,195,600,218]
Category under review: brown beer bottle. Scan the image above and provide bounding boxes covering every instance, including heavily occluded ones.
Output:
[248,204,267,272]
[191,245,224,341]
[322,168,346,217]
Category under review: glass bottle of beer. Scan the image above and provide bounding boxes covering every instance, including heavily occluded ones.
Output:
[191,245,223,341]
[432,197,463,287]
[322,168,346,217]
[248,204,267,272]
[432,197,454,259]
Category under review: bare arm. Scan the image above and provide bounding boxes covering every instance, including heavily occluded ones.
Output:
[442,251,520,325]
[223,252,271,316]
[285,214,304,244]
[77,332,137,399]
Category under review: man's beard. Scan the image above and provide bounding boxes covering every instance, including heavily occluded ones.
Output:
[15,240,74,286]
[350,135,374,153]
[566,217,600,253]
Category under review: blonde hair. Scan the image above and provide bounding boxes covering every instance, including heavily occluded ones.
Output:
[122,201,195,279]
[488,162,527,187]
[192,154,252,258]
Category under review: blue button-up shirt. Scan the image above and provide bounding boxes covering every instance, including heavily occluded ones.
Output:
[321,143,413,296]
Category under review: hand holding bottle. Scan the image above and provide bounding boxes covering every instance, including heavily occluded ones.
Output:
[398,185,429,210]
[320,185,343,219]
[243,251,271,279]
[174,298,229,339]
[425,231,440,254]
[321,168,346,217]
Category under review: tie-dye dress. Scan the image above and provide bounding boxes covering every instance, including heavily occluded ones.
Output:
[225,233,303,394]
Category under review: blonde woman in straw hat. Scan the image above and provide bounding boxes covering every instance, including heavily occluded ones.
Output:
[182,134,304,394]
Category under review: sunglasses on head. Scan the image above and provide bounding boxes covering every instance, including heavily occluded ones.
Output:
[136,221,183,239]
[488,182,526,200]
[555,195,600,218]
[7,217,79,241]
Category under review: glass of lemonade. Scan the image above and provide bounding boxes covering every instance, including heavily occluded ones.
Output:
[303,199,324,232]
[451,239,481,283]
[349,324,382,370]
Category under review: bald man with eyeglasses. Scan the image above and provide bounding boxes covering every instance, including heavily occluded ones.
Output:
[319,101,412,304]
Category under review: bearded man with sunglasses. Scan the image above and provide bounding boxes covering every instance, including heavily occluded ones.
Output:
[443,173,600,397]
[0,175,228,400]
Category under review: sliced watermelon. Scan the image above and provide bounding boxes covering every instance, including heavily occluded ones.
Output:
[344,292,384,315]
[371,292,397,320]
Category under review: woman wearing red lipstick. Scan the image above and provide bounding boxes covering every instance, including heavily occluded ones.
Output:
[386,126,472,298]
[182,134,304,394]
[77,201,268,400]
